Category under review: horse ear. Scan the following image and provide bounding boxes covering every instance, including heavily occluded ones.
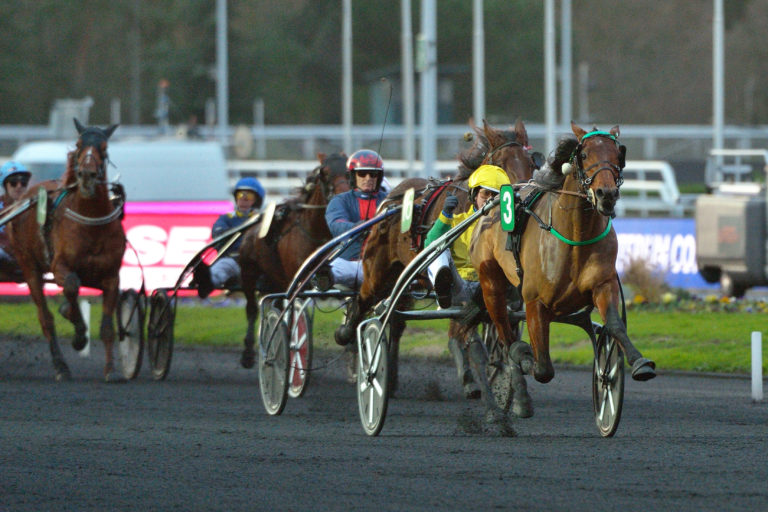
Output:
[610,125,620,138]
[73,118,86,134]
[570,120,586,140]
[104,124,119,139]
[514,117,529,147]
[317,152,327,164]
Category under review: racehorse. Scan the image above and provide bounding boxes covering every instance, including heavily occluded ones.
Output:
[336,119,540,394]
[469,121,656,422]
[238,152,350,368]
[8,119,125,381]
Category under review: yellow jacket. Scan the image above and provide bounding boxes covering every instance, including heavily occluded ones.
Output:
[424,207,479,281]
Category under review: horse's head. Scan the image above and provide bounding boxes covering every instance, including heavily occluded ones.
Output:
[461,118,543,185]
[563,121,626,217]
[305,152,350,203]
[71,118,118,198]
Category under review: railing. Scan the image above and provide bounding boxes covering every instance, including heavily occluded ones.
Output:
[230,158,691,217]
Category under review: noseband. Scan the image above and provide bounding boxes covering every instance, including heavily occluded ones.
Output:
[74,145,107,185]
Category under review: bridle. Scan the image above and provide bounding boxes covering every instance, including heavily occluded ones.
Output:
[568,131,625,197]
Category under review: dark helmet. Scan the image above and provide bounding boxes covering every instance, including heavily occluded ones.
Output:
[346,149,384,192]
[234,177,265,209]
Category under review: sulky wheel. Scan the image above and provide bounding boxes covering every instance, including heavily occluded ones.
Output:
[258,304,290,416]
[287,299,313,399]
[482,321,513,412]
[116,289,145,380]
[147,289,175,381]
[592,328,625,437]
[357,319,390,436]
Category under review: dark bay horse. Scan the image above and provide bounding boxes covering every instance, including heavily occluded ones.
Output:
[336,119,540,393]
[469,121,656,421]
[9,119,125,381]
[238,152,350,368]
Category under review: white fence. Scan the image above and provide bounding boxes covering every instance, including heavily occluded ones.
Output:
[229,158,692,217]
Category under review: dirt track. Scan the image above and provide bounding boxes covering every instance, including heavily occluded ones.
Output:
[2,337,767,511]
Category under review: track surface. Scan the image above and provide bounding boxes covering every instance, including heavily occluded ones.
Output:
[2,338,767,511]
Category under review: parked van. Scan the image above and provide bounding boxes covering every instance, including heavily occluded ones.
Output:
[11,139,230,202]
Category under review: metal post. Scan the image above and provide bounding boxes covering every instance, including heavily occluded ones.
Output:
[752,331,763,402]
[472,0,485,123]
[544,0,556,151]
[401,0,416,169]
[713,0,724,154]
[560,0,572,126]
[216,0,229,145]
[342,0,353,154]
[419,0,437,178]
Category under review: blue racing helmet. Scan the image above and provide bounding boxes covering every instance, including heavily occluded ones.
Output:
[234,177,265,208]
[0,161,31,188]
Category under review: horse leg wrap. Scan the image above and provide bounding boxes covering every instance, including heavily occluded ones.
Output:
[508,341,534,375]
[467,340,504,417]
[100,314,114,343]
[449,337,480,399]
[508,363,533,418]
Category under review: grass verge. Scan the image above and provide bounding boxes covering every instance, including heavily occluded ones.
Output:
[1,297,765,375]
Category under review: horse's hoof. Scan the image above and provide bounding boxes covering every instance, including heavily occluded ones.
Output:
[72,333,88,352]
[334,325,354,346]
[512,395,534,419]
[240,348,255,369]
[483,410,517,437]
[55,368,72,382]
[631,358,657,381]
[104,370,128,384]
[463,382,481,400]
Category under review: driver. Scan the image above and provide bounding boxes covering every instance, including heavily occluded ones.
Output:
[323,149,388,289]
[424,164,511,398]
[194,177,265,298]
[0,161,31,278]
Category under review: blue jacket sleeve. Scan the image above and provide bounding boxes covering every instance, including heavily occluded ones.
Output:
[211,214,231,238]
[325,194,359,238]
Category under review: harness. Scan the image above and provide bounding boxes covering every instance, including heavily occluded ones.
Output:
[409,179,470,251]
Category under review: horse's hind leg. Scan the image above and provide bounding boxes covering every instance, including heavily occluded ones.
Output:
[241,283,258,369]
[466,337,515,436]
[448,322,480,399]
[59,272,88,351]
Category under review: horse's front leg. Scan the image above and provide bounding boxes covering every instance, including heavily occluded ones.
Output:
[525,300,555,383]
[58,271,88,351]
[27,272,70,380]
[99,275,121,382]
[593,284,656,381]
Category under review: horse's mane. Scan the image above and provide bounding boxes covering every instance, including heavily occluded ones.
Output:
[61,150,78,187]
[457,125,520,181]
[531,135,578,190]
[287,152,347,206]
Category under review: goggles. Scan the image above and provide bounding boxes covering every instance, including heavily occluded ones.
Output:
[356,169,381,178]
[236,190,257,201]
[6,176,29,187]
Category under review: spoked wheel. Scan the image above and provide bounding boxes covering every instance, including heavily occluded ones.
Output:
[287,299,313,399]
[116,289,145,380]
[482,322,512,412]
[147,289,175,381]
[592,329,625,437]
[357,319,390,436]
[258,304,290,416]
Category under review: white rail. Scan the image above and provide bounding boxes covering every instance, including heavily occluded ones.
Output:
[229,158,690,217]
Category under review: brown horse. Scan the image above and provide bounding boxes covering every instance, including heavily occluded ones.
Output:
[238,152,350,368]
[336,119,540,394]
[9,119,125,381]
[469,121,656,421]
